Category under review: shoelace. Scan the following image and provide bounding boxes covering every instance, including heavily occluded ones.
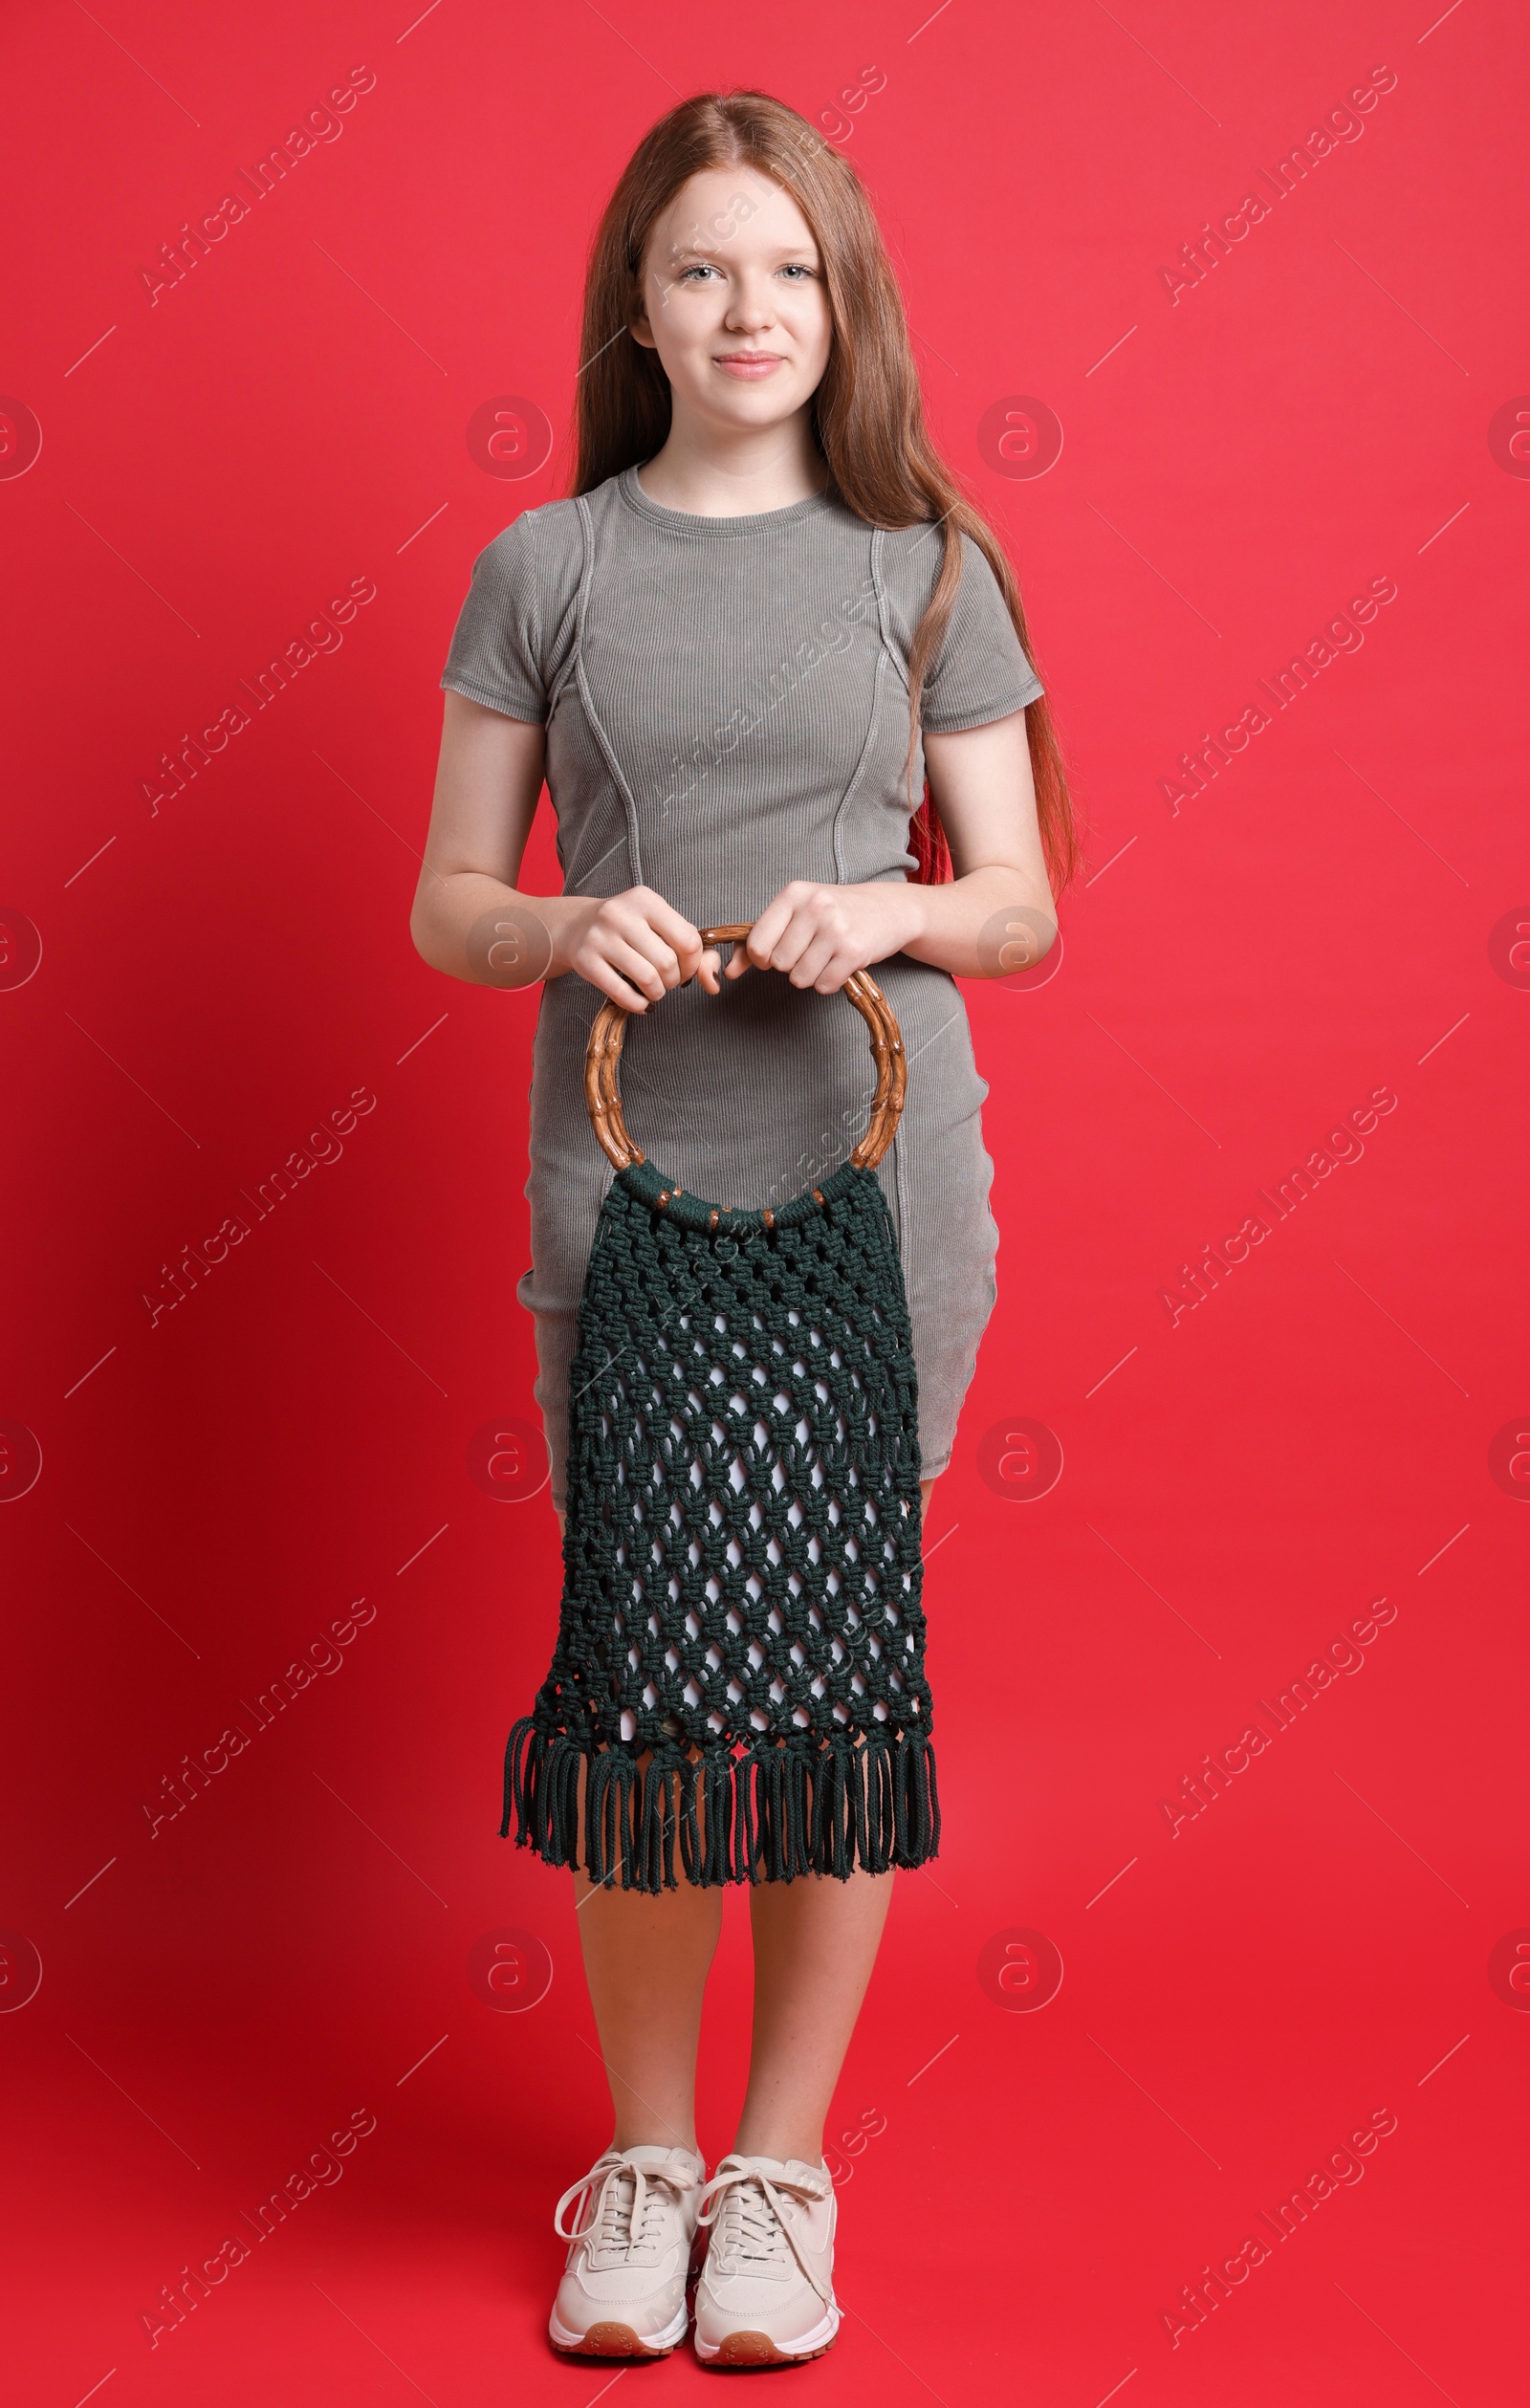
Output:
[553,2150,701,2255]
[695,2156,834,2302]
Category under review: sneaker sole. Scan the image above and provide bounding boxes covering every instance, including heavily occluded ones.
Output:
[550,2305,689,2358]
[693,2305,841,2366]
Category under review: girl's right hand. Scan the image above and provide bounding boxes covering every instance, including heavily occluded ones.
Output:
[554,886,720,1012]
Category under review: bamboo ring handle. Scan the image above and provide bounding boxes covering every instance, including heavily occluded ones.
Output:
[584,922,907,1175]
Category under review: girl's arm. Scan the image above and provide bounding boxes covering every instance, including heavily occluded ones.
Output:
[409,692,716,1011]
[732,705,1058,994]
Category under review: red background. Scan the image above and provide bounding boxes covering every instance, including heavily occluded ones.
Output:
[4,2,1526,2399]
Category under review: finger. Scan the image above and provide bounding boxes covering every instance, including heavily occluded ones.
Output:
[636,893,706,979]
[723,941,753,982]
[744,894,797,967]
[606,917,687,995]
[669,928,706,981]
[603,934,675,1005]
[593,961,662,1013]
[787,929,843,989]
[763,913,817,976]
[811,950,858,995]
[695,945,723,995]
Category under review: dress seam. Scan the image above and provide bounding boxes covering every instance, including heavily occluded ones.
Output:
[829,532,888,883]
[522,507,545,684]
[573,492,645,890]
[869,524,909,703]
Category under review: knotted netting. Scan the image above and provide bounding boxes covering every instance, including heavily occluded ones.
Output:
[500,1152,939,1891]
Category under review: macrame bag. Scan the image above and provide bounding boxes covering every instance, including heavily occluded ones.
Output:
[500,924,939,1894]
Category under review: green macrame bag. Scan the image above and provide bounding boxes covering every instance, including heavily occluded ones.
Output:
[500,925,939,1894]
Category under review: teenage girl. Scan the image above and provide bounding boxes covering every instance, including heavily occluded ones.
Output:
[412,88,1077,2368]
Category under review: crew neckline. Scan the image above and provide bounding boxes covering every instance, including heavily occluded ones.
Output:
[618,461,836,536]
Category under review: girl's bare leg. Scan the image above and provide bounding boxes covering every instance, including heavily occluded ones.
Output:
[554,1501,722,2152]
[574,1849,724,2155]
[728,1472,935,2162]
[554,1476,937,2162]
[733,1867,896,2164]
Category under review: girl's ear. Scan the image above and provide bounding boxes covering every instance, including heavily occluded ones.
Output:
[629,252,666,350]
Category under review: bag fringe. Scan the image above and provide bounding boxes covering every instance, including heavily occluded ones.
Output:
[500,1717,941,1892]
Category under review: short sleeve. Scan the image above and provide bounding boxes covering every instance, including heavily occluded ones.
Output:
[440,514,547,723]
[918,533,1044,733]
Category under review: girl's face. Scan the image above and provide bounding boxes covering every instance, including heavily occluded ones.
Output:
[630,166,833,437]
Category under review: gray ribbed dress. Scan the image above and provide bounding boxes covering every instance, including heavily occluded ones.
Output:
[440,463,1043,1510]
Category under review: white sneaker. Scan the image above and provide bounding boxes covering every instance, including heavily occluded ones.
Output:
[692,2152,841,2365]
[548,2142,707,2356]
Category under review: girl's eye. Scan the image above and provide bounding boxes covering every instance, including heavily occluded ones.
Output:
[677,261,817,283]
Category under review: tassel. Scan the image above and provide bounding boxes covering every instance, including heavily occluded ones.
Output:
[895,1728,932,1866]
[761,1742,787,1883]
[890,1724,910,1864]
[871,1735,895,1874]
[845,1730,869,1875]
[633,1753,656,1892]
[542,1734,565,1864]
[553,1736,583,1871]
[899,1729,917,1862]
[664,1754,688,1890]
[806,1732,833,1873]
[678,1753,703,1883]
[710,1747,736,1885]
[787,1741,811,1876]
[821,1733,854,1878]
[584,1750,607,1883]
[587,1748,632,1886]
[633,1744,687,1893]
[740,1743,763,1886]
[909,1732,939,1862]
[734,1742,756,1884]
[502,1715,534,1843]
[630,1754,654,1892]
[613,1753,638,1889]
[498,1723,942,1891]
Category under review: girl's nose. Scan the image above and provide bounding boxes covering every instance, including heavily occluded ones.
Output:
[724,280,776,331]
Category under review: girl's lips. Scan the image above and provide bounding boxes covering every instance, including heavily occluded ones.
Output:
[713,354,784,378]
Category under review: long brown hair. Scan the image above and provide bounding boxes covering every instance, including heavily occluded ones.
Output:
[569,89,1081,897]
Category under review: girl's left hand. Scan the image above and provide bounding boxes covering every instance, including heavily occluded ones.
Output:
[698,880,925,996]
